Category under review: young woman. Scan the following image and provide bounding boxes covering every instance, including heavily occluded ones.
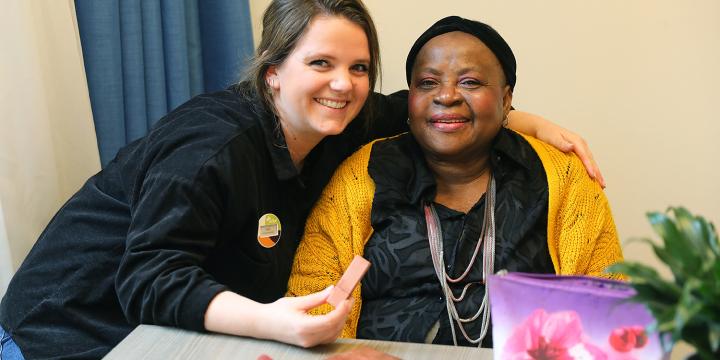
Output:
[0,1,604,359]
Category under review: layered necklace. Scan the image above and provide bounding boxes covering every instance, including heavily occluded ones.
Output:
[424,174,496,346]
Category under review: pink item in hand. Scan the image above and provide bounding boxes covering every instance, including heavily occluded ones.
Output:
[327,255,371,307]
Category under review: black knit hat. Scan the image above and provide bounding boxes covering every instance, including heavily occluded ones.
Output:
[405,16,516,90]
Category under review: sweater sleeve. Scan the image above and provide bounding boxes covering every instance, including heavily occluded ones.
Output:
[114,126,249,331]
[523,135,624,280]
[287,143,377,338]
[557,159,623,279]
[115,164,230,330]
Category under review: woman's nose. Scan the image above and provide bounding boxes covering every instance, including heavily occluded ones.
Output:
[433,84,462,106]
[329,70,353,93]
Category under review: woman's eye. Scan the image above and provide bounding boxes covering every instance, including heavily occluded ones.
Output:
[417,79,438,89]
[351,64,369,74]
[309,59,330,68]
[459,79,483,88]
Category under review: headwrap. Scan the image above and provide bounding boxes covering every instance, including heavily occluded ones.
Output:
[405,16,516,90]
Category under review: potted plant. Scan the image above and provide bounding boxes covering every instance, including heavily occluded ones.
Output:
[608,207,720,359]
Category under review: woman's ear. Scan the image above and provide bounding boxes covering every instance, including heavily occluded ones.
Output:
[265,66,280,91]
[502,85,513,118]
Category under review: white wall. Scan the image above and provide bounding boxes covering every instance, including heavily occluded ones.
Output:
[249,0,720,273]
[0,203,12,295]
[0,0,100,295]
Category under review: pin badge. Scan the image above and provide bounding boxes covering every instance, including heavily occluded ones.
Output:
[257,213,281,248]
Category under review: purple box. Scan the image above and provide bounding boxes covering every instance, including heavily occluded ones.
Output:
[488,272,667,360]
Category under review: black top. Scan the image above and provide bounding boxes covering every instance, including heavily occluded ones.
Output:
[0,84,408,359]
[357,129,554,347]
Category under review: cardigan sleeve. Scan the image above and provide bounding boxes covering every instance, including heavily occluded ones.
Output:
[523,134,624,280]
[287,142,377,338]
[556,158,623,279]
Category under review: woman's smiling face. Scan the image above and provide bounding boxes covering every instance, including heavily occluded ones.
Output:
[267,15,371,142]
[408,31,512,162]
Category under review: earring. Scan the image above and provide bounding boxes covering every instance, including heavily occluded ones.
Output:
[406,118,410,125]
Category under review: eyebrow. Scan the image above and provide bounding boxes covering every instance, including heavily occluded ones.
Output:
[418,67,442,76]
[417,66,483,75]
[301,52,370,64]
[456,67,481,75]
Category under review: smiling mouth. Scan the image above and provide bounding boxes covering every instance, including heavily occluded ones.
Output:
[315,98,348,109]
[430,119,468,123]
[428,117,469,131]
[430,113,468,123]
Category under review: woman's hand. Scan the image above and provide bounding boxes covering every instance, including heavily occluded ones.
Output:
[262,287,353,347]
[205,287,352,348]
[507,110,606,188]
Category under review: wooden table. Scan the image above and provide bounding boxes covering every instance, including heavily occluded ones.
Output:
[104,325,493,359]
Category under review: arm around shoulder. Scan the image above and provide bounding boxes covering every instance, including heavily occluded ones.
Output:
[525,136,623,279]
[507,110,606,187]
[556,154,622,278]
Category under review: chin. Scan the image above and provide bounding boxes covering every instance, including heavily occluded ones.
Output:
[422,144,457,156]
[314,125,345,137]
[317,120,353,136]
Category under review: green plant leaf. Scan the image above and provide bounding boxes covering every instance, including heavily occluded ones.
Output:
[627,236,688,284]
[648,211,702,276]
[696,278,720,315]
[710,324,720,353]
[682,324,716,359]
[697,216,720,257]
[714,260,720,293]
[608,262,682,298]
[676,208,720,272]
[615,207,720,358]
[647,326,673,354]
[672,207,703,241]
[649,306,678,333]
[674,279,703,339]
[709,221,719,255]
[624,236,675,265]
[607,261,660,279]
[630,285,678,309]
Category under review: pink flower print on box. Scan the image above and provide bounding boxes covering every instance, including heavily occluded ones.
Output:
[503,309,609,360]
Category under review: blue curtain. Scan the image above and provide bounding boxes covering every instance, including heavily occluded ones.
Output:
[75,0,254,166]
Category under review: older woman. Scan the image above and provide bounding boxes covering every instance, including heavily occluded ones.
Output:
[287,16,623,348]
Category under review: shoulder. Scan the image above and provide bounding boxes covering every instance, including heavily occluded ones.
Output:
[323,134,409,194]
[369,89,408,109]
[362,90,410,140]
[519,133,573,165]
[518,132,590,186]
[331,137,387,179]
[114,88,268,193]
[151,87,260,140]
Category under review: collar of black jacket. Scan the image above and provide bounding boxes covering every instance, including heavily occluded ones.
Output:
[236,84,301,181]
[368,127,535,207]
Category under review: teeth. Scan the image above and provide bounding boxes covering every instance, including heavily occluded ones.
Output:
[433,120,465,123]
[316,98,347,109]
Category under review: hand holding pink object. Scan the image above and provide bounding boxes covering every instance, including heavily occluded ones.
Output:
[327,255,371,307]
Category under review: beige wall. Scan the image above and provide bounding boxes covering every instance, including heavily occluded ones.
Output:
[0,0,100,293]
[249,0,720,272]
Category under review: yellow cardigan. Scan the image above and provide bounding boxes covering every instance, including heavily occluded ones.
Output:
[287,133,623,338]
